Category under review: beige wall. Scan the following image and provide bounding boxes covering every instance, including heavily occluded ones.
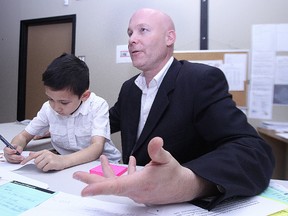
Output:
[0,0,288,128]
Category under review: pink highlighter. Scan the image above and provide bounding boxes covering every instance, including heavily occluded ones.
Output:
[89,164,128,176]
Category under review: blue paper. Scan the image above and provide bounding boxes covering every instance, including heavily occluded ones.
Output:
[0,181,55,216]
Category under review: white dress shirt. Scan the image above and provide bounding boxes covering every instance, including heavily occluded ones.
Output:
[135,57,174,139]
[25,92,121,163]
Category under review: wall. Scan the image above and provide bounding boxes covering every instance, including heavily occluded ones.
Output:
[0,0,288,129]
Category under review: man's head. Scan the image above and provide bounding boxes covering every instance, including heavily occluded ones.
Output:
[42,53,90,116]
[127,8,176,74]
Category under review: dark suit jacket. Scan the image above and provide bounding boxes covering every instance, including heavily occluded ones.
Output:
[109,59,274,209]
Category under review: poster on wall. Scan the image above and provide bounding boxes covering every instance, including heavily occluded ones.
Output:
[273,56,288,104]
[248,24,288,119]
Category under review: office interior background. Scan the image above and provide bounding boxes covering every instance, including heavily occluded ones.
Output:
[0,0,288,140]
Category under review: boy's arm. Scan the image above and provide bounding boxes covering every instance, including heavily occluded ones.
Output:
[11,130,34,149]
[20,135,105,171]
[63,135,105,168]
[33,131,50,140]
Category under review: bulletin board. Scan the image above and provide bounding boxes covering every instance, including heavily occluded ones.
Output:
[173,50,249,107]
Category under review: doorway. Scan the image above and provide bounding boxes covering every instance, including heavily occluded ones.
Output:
[17,15,76,121]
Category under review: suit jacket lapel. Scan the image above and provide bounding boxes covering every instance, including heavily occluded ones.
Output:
[132,59,182,154]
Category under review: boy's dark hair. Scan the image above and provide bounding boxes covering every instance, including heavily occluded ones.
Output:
[42,53,89,98]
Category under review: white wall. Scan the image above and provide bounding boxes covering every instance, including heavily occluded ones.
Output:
[0,0,288,128]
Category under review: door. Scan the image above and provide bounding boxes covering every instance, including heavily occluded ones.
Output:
[17,15,76,121]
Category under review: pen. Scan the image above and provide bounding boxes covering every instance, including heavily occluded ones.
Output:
[0,134,21,155]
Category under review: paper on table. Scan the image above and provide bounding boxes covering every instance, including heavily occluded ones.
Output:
[0,150,34,171]
[0,180,55,216]
[0,168,48,189]
[261,121,288,132]
[20,188,287,216]
[276,133,288,139]
[21,192,148,216]
[261,182,288,205]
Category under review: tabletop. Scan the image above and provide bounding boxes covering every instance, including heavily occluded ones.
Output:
[12,159,288,206]
[13,160,135,205]
[0,121,52,151]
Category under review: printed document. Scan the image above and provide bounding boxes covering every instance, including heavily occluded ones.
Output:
[21,184,288,216]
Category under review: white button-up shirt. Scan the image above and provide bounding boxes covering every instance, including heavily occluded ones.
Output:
[25,92,121,162]
[135,57,174,139]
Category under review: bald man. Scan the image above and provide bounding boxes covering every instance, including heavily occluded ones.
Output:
[74,8,274,210]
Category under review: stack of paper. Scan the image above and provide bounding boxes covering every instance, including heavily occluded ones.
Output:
[18,183,288,216]
[261,121,288,132]
[0,168,288,215]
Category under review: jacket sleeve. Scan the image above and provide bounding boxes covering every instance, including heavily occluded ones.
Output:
[182,64,275,210]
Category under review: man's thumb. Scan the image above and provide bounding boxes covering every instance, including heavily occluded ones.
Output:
[147,137,171,164]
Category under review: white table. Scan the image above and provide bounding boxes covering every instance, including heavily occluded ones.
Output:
[0,121,52,151]
[12,159,288,207]
[0,122,133,204]
[14,160,136,205]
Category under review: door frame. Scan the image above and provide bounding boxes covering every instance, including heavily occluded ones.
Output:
[17,14,76,121]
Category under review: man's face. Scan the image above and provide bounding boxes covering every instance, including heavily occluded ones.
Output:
[127,10,169,73]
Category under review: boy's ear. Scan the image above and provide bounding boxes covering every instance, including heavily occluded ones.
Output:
[81,90,91,102]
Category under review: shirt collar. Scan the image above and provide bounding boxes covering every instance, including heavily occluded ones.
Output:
[135,57,174,90]
[70,93,93,117]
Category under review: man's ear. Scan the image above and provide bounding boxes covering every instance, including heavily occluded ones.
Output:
[81,90,91,102]
[166,30,176,46]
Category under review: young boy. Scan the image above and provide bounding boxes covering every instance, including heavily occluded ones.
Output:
[4,53,121,171]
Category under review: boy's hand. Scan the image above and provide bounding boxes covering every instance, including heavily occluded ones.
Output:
[21,150,66,172]
[3,145,25,163]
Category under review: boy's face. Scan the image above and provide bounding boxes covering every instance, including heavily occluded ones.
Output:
[45,86,83,116]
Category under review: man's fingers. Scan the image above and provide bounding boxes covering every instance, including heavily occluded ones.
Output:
[81,180,118,196]
[73,171,131,197]
[100,155,116,178]
[147,137,171,165]
[73,171,105,184]
[128,156,136,174]
[81,176,131,197]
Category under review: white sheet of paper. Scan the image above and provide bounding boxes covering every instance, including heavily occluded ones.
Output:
[276,133,288,139]
[220,63,246,91]
[0,150,34,171]
[275,56,288,84]
[0,168,48,189]
[248,76,274,119]
[277,24,288,51]
[20,190,287,216]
